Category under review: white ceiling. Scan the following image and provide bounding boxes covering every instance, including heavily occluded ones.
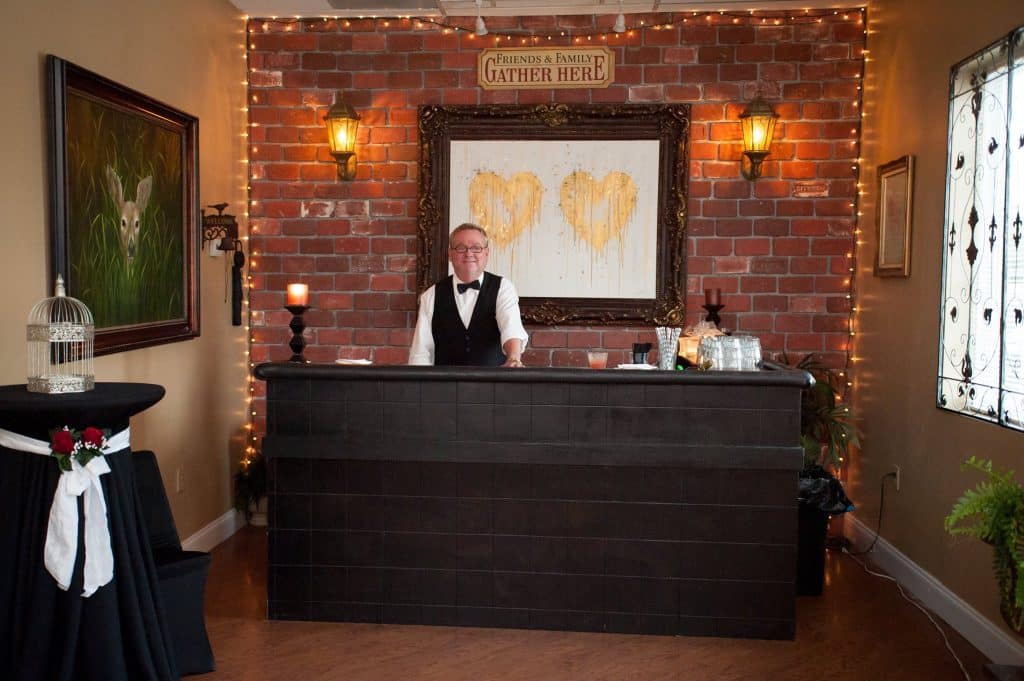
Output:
[230,0,862,18]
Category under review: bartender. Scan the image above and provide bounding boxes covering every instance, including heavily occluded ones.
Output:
[408,222,528,367]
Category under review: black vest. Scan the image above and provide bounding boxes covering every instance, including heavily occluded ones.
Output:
[432,272,506,366]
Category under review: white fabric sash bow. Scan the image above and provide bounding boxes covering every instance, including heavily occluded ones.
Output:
[0,427,130,597]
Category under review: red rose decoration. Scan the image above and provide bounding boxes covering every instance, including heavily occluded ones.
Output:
[81,427,105,449]
[51,429,75,455]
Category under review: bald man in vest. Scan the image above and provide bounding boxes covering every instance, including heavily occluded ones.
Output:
[409,223,528,367]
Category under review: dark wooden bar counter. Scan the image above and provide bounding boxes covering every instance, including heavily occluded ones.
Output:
[254,362,812,640]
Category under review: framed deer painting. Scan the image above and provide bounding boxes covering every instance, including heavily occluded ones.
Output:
[47,55,199,355]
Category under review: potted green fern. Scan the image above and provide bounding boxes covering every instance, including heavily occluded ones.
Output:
[945,456,1024,633]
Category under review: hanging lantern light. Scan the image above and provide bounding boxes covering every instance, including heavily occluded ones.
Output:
[323,91,360,181]
[739,95,779,180]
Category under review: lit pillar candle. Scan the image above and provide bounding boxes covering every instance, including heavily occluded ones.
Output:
[286,283,309,306]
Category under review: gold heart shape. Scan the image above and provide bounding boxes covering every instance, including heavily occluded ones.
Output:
[559,171,637,252]
[468,171,544,248]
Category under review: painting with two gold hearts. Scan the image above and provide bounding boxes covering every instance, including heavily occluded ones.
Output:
[417,104,688,325]
[449,140,659,300]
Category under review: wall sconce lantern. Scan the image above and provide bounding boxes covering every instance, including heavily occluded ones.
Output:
[739,96,779,181]
[201,203,246,326]
[324,91,360,181]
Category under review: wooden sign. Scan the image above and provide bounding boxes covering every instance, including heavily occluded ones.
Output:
[478,47,615,90]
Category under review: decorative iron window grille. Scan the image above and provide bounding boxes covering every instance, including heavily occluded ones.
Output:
[938,27,1024,428]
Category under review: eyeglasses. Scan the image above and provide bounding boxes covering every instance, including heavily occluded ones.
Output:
[450,245,487,254]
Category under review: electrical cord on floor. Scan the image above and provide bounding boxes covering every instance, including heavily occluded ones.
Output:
[845,471,894,556]
[839,471,971,681]
[844,550,971,681]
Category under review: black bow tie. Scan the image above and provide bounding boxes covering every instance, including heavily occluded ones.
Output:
[457,280,481,293]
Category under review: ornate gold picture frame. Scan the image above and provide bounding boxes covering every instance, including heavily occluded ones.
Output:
[417,103,689,326]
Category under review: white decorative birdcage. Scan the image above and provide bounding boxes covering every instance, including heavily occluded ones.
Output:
[27,275,95,393]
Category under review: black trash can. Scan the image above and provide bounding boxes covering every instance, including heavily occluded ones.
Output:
[797,465,854,596]
[797,503,830,595]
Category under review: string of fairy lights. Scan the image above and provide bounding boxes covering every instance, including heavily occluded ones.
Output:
[238,8,868,475]
[836,9,870,473]
[241,14,257,472]
[251,7,865,45]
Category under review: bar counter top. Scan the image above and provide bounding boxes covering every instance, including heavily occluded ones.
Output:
[255,360,813,388]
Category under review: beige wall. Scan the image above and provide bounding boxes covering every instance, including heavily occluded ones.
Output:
[0,0,248,538]
[855,0,1024,635]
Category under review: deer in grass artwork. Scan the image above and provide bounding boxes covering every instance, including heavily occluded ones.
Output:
[105,165,152,267]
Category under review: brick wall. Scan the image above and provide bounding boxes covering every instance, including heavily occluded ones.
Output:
[247,11,865,386]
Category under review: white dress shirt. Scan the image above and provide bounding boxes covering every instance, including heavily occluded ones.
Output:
[408,274,529,365]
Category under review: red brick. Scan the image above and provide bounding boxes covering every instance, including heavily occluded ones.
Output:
[702,199,738,217]
[701,162,740,180]
[739,200,775,217]
[739,276,777,293]
[715,256,751,273]
[752,295,789,312]
[698,46,734,64]
[715,219,753,236]
[644,65,679,83]
[531,330,568,348]
[704,82,742,101]
[822,121,859,139]
[783,82,822,100]
[736,43,773,62]
[628,85,664,102]
[719,64,758,81]
[695,239,734,256]
[735,238,771,256]
[792,257,829,274]
[754,219,790,237]
[690,103,726,121]
[735,314,773,331]
[645,26,681,46]
[370,274,406,291]
[602,331,638,349]
[302,53,335,70]
[775,42,813,61]
[751,257,789,274]
[815,199,856,217]
[803,102,842,120]
[664,47,698,64]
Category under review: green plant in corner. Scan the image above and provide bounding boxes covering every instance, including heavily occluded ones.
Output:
[233,452,266,523]
[783,353,862,469]
[945,456,1024,633]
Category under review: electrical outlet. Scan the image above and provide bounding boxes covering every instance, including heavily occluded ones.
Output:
[175,467,184,494]
[894,464,901,492]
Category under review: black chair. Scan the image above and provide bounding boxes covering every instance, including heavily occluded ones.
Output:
[132,450,215,675]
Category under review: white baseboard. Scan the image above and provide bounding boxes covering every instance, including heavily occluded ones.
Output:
[844,514,1024,665]
[182,508,246,553]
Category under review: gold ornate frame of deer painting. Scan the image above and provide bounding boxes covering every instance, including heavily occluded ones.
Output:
[417,104,689,326]
[48,55,199,355]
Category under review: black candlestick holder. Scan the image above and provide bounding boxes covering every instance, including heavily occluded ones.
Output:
[702,303,724,329]
[285,304,310,363]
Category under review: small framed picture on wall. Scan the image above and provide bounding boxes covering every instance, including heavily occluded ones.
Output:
[874,155,914,277]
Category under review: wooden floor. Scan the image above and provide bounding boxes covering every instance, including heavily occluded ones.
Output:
[201,526,988,681]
